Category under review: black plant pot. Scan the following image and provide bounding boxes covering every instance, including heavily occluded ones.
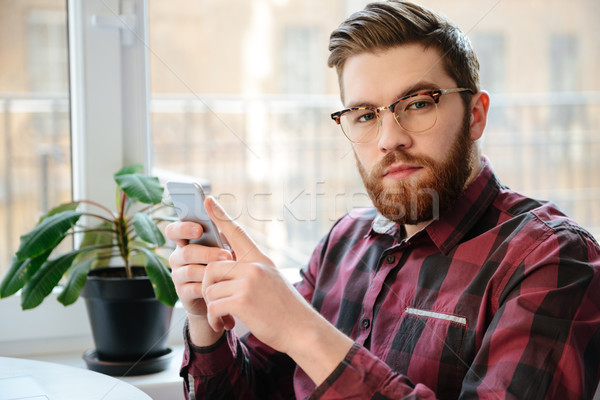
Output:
[80,267,174,376]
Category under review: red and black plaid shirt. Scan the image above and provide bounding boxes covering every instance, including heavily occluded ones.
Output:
[181,157,600,399]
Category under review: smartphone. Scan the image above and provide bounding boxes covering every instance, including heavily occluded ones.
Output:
[166,181,224,248]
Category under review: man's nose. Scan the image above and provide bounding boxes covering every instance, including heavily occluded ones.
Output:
[377,110,412,151]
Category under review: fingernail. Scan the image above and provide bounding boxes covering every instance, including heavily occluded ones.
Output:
[217,252,229,261]
[192,224,202,238]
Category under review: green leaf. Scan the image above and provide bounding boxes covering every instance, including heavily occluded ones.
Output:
[41,202,81,222]
[115,164,144,177]
[133,213,165,246]
[78,222,115,248]
[0,249,52,298]
[115,174,164,205]
[15,210,83,261]
[57,257,94,306]
[21,249,81,310]
[137,247,178,307]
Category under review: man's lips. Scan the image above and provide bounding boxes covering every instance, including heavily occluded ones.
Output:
[382,163,423,179]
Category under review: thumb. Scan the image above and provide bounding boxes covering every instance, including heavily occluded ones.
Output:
[205,196,270,264]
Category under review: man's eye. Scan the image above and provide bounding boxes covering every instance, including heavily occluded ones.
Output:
[405,99,434,112]
[355,111,376,123]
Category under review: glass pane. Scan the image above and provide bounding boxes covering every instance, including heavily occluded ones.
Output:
[0,2,71,277]
[149,0,599,273]
[148,1,369,270]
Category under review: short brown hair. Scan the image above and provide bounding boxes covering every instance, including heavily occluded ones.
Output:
[328,1,480,104]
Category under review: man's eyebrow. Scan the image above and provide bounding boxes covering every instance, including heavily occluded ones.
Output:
[345,100,377,109]
[398,81,440,98]
[345,81,441,109]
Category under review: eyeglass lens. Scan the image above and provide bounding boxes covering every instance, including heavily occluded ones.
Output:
[340,94,439,143]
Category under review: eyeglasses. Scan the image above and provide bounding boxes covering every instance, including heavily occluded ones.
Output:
[331,88,472,144]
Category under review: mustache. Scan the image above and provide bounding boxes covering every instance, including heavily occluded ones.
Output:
[371,150,435,178]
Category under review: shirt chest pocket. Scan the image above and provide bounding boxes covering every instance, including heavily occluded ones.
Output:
[385,308,468,399]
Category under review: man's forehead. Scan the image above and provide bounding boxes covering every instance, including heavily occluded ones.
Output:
[340,44,453,106]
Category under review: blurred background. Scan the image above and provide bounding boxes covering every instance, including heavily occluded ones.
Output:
[1,0,599,276]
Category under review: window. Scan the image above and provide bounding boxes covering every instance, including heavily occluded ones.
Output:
[549,35,580,128]
[0,0,166,356]
[280,27,323,94]
[550,35,579,92]
[148,1,369,270]
[473,33,506,95]
[0,2,71,279]
[472,33,506,131]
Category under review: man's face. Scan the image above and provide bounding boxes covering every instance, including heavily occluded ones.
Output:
[341,44,478,225]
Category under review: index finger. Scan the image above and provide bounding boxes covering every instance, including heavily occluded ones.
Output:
[165,220,204,247]
[205,197,270,264]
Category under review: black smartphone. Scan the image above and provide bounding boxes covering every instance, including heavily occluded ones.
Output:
[166,181,224,248]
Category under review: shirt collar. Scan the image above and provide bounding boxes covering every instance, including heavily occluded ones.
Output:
[426,155,500,254]
[368,156,501,253]
[372,213,397,235]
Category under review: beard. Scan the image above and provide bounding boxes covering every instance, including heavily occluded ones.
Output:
[356,112,474,225]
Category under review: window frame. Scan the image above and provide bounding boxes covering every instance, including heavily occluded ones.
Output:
[0,0,186,356]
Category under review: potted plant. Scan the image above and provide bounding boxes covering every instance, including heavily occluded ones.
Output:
[0,164,178,375]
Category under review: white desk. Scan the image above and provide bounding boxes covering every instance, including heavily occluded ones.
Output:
[0,356,151,400]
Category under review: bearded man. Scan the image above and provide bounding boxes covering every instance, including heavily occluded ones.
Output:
[167,1,600,399]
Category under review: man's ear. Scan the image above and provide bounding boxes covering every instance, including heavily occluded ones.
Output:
[469,91,490,141]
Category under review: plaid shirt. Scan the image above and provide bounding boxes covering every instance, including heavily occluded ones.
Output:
[181,157,600,399]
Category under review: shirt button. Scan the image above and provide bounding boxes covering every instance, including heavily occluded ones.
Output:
[361,318,371,329]
[385,255,396,264]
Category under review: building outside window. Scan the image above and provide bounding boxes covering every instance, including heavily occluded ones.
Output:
[0,1,71,278]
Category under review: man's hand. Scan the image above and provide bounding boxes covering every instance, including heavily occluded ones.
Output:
[166,214,235,345]
[200,196,314,353]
